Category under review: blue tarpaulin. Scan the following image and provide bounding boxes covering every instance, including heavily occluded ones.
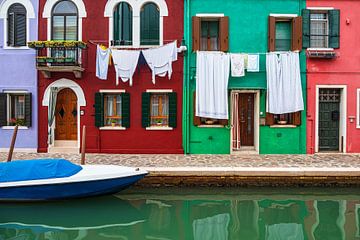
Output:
[0,159,82,183]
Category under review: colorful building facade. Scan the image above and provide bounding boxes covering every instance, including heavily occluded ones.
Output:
[0,0,38,152]
[36,0,184,153]
[183,0,307,154]
[306,0,360,153]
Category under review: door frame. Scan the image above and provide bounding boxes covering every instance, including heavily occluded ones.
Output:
[42,78,86,150]
[230,90,260,154]
[315,85,347,153]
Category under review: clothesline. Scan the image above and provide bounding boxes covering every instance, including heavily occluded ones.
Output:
[88,39,182,46]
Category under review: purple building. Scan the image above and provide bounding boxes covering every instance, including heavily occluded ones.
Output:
[0,0,38,152]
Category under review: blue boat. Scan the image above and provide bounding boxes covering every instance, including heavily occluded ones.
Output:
[0,159,148,201]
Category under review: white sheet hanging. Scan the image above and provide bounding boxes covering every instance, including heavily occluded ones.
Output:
[230,54,245,77]
[111,50,140,86]
[266,52,304,114]
[247,54,260,72]
[96,45,111,80]
[196,51,230,119]
[193,213,230,240]
[142,41,178,84]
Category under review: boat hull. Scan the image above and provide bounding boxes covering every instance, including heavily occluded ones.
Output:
[0,173,147,201]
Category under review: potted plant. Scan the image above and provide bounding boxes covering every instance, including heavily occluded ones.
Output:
[55,57,65,63]
[46,57,55,63]
[155,119,163,126]
[15,119,25,126]
[111,119,117,127]
[9,118,17,126]
[65,57,75,63]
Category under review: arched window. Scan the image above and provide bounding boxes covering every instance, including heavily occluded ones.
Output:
[113,2,132,46]
[51,0,78,40]
[7,3,26,46]
[140,3,159,45]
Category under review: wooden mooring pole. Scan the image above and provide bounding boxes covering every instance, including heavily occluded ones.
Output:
[81,125,86,165]
[7,125,18,162]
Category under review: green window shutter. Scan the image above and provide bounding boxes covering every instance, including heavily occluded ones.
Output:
[15,13,26,46]
[141,92,151,128]
[302,9,310,48]
[113,3,133,46]
[0,93,7,127]
[121,93,130,128]
[329,9,340,49]
[7,14,14,46]
[168,92,177,128]
[24,93,32,127]
[113,4,120,43]
[140,3,159,45]
[94,92,104,127]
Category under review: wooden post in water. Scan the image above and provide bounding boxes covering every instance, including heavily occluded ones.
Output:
[81,125,86,165]
[7,125,19,162]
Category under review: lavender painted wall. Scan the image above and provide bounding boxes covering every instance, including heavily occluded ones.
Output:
[0,0,38,151]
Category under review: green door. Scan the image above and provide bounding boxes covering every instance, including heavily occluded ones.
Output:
[319,89,341,151]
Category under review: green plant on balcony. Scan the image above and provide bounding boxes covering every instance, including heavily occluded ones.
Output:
[36,56,47,63]
[28,41,46,48]
[28,40,87,49]
[46,57,55,63]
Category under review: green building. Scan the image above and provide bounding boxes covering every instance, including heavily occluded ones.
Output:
[182,0,307,154]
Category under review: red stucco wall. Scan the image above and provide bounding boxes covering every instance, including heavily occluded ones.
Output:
[307,0,360,153]
[37,0,184,153]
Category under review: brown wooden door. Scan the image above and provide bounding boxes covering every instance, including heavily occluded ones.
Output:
[239,93,255,146]
[55,88,77,140]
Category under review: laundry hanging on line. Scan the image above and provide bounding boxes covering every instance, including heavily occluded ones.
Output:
[111,50,141,86]
[230,53,246,77]
[247,54,260,72]
[96,45,111,80]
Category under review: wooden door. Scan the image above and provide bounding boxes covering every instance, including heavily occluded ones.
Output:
[239,93,255,146]
[55,88,77,140]
[319,89,340,151]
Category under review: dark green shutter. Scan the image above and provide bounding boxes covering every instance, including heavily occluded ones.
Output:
[141,92,151,128]
[24,93,32,127]
[168,92,177,128]
[7,14,14,46]
[302,9,310,48]
[94,92,104,127]
[113,4,119,43]
[329,9,340,49]
[15,13,26,46]
[0,93,7,127]
[7,4,26,47]
[121,93,130,128]
[140,3,159,45]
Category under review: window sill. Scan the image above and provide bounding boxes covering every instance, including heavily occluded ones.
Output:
[198,125,224,128]
[3,46,30,50]
[307,48,334,51]
[146,126,173,131]
[99,126,126,130]
[2,126,29,130]
[270,124,297,128]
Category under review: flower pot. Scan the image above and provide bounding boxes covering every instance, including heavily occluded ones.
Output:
[111,122,116,127]
[55,58,65,63]
[65,57,75,63]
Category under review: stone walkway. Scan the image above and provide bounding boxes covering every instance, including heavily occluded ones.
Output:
[2,152,360,168]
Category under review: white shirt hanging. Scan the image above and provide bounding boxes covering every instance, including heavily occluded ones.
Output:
[111,50,140,86]
[96,45,111,80]
[142,41,178,84]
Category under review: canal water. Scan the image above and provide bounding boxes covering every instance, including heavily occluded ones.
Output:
[1,187,360,240]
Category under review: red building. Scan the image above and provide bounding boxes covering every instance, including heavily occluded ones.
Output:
[306,0,360,153]
[37,0,184,153]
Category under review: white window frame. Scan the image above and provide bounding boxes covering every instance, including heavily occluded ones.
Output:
[1,90,29,129]
[99,89,127,131]
[0,0,35,49]
[357,89,360,128]
[145,89,173,130]
[104,0,168,48]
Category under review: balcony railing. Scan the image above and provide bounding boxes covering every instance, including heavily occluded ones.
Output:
[28,41,87,79]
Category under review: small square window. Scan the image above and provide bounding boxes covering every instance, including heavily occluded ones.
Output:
[8,94,26,126]
[150,93,169,127]
[104,94,122,126]
[310,12,329,48]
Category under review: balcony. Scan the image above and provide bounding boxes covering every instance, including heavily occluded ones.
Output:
[28,41,87,79]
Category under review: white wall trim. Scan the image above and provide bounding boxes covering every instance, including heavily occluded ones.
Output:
[2,90,29,93]
[357,89,360,128]
[2,126,29,130]
[269,14,298,18]
[315,85,347,153]
[99,89,126,93]
[196,13,225,17]
[146,89,173,93]
[0,0,35,49]
[0,148,37,152]
[146,126,173,130]
[43,0,86,41]
[99,126,127,130]
[307,7,334,10]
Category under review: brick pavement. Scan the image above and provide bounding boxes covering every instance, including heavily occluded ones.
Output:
[1,152,360,168]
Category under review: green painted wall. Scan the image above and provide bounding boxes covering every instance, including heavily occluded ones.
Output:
[184,0,307,154]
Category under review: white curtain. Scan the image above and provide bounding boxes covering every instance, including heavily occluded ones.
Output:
[48,87,59,145]
[196,51,230,119]
[266,52,304,114]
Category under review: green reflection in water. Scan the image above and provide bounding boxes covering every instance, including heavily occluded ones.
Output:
[0,187,359,240]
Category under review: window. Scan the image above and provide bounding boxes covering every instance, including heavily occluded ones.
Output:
[142,92,177,129]
[140,3,160,45]
[94,92,130,128]
[268,15,302,52]
[265,111,301,126]
[193,92,228,126]
[192,16,228,52]
[113,2,132,46]
[0,92,32,127]
[302,9,340,49]
[51,0,78,41]
[7,3,26,47]
[104,94,122,126]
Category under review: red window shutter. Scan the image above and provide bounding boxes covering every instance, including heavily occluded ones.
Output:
[265,112,275,125]
[192,16,201,52]
[293,111,301,126]
[292,16,303,51]
[193,92,201,126]
[268,16,276,52]
[219,16,229,52]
